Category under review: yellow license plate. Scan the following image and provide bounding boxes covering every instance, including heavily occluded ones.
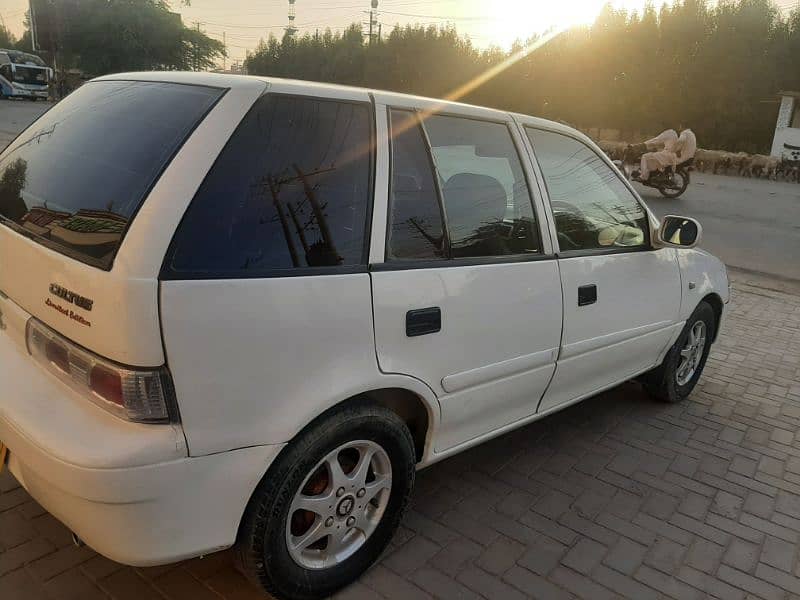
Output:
[0,442,7,475]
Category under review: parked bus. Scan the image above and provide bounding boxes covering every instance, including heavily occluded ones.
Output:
[0,49,52,101]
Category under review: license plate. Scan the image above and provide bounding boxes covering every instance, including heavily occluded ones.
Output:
[0,442,7,475]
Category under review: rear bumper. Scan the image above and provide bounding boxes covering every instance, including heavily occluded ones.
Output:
[6,440,282,566]
[0,299,283,565]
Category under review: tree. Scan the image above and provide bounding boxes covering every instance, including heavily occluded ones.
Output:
[0,159,29,224]
[244,0,799,153]
[25,0,224,76]
[0,24,15,48]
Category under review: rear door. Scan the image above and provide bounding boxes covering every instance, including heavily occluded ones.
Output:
[370,100,563,453]
[522,126,683,413]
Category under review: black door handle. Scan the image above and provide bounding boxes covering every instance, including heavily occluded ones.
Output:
[578,284,597,306]
[406,307,441,337]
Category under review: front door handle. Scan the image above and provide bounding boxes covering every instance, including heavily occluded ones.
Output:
[578,284,597,306]
[406,307,441,337]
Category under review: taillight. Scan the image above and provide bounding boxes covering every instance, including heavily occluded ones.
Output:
[45,339,70,373]
[26,318,176,423]
[89,365,124,406]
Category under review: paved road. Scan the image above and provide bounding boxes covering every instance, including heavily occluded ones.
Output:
[1,100,799,280]
[0,99,50,149]
[638,174,800,281]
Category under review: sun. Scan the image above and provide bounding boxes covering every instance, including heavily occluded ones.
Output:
[482,0,615,48]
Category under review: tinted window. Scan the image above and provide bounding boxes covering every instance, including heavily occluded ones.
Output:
[423,115,540,259]
[170,96,372,275]
[387,109,445,260]
[0,80,223,269]
[527,129,649,252]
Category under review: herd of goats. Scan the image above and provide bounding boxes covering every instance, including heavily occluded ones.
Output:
[598,140,800,182]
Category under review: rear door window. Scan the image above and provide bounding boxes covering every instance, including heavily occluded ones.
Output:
[167,95,374,276]
[422,115,541,259]
[0,80,224,269]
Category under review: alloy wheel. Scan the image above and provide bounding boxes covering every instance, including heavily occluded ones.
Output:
[285,440,392,570]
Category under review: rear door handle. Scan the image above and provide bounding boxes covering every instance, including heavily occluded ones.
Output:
[578,284,597,306]
[406,307,441,337]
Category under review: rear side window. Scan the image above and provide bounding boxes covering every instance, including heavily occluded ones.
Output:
[0,81,224,269]
[168,95,373,276]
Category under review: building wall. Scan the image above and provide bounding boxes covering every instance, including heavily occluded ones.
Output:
[772,95,800,158]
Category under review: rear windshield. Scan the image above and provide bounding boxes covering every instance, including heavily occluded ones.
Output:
[0,80,224,269]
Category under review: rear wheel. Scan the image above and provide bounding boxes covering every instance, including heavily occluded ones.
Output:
[659,168,689,198]
[643,301,715,403]
[236,401,415,600]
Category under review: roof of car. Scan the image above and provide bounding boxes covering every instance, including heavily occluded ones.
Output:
[96,71,579,139]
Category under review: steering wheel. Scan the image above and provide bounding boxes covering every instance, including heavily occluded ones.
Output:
[550,201,587,250]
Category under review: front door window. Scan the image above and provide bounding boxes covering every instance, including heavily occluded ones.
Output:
[527,128,649,252]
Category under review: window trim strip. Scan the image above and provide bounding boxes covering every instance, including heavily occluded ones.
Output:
[370,253,556,272]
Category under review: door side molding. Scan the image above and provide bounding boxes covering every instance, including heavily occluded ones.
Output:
[441,347,558,394]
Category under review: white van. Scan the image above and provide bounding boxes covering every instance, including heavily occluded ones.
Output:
[0,73,728,599]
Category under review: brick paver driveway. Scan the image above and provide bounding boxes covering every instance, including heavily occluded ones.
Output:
[3,272,800,600]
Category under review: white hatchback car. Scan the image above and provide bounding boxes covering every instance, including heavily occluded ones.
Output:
[0,72,728,599]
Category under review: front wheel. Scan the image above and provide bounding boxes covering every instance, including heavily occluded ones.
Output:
[643,301,715,403]
[659,168,689,198]
[236,401,415,600]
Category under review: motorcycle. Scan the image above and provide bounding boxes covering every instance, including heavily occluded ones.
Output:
[615,143,692,199]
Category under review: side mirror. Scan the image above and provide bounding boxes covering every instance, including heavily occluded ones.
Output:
[656,215,702,249]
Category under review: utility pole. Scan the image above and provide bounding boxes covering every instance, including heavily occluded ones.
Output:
[28,0,38,51]
[370,0,378,45]
[194,21,200,71]
[286,0,297,37]
[365,0,379,45]
[223,31,226,71]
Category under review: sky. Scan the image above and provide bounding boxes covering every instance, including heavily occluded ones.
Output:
[2,0,799,65]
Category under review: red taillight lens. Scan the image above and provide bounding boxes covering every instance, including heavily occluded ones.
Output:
[90,365,123,406]
[45,340,70,373]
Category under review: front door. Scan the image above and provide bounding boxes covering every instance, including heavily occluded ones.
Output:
[370,104,563,453]
[523,126,683,413]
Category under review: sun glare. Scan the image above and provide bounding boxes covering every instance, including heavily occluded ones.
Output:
[484,0,635,48]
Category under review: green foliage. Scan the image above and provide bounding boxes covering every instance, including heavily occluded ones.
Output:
[0,23,16,48]
[27,0,225,75]
[245,0,800,153]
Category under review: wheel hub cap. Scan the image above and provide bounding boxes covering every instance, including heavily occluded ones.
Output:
[336,495,355,517]
[676,320,707,386]
[286,440,392,570]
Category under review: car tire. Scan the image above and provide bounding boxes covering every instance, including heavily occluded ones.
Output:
[643,301,716,403]
[236,400,416,600]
